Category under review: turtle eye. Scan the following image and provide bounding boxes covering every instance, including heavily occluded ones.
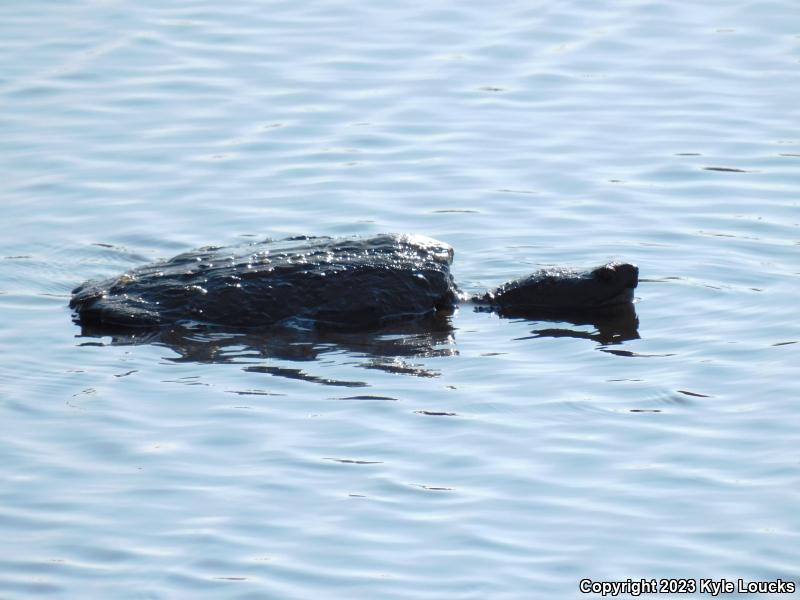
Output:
[594,265,615,282]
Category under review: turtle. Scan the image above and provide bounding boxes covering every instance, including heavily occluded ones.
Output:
[70,234,638,331]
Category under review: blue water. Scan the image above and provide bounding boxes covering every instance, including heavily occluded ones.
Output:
[1,1,798,598]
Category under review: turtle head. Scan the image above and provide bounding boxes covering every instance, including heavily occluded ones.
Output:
[490,261,638,314]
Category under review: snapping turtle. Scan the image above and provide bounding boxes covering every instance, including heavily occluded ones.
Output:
[70,234,638,330]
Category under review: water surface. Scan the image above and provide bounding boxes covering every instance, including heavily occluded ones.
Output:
[1,0,798,598]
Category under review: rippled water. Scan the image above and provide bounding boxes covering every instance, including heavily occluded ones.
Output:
[1,0,799,598]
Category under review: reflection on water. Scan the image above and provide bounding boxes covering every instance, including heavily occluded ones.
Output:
[74,305,639,384]
[493,302,640,346]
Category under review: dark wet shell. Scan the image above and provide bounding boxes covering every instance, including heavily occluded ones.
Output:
[70,234,459,329]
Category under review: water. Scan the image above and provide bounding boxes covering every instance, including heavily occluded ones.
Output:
[1,0,798,598]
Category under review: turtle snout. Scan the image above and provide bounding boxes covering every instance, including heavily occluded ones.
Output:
[619,263,639,289]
